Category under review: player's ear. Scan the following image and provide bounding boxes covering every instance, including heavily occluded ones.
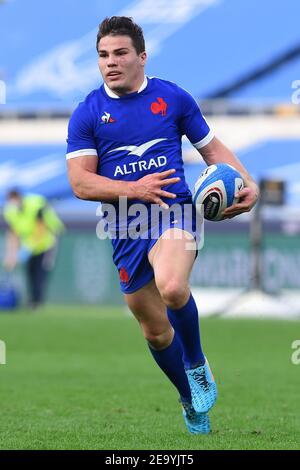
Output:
[140,51,147,65]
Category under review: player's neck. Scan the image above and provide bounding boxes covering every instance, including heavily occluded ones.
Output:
[104,76,147,98]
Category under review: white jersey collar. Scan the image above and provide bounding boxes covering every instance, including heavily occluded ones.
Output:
[104,76,148,99]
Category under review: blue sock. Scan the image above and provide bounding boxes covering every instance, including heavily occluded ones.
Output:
[167,293,205,369]
[148,332,191,403]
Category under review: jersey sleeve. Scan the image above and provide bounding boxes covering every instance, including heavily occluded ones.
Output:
[66,102,98,159]
[178,87,214,149]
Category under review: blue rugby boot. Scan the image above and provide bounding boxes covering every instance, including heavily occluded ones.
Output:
[185,357,217,413]
[181,401,210,435]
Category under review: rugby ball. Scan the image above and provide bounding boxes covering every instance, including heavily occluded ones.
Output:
[192,163,244,221]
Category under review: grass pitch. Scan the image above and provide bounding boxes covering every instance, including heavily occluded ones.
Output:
[0,305,299,450]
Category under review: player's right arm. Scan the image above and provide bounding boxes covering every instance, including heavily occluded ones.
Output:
[67,156,180,209]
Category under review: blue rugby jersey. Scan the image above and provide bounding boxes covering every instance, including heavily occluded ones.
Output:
[66,76,213,206]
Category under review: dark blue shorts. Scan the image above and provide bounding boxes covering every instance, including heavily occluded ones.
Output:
[110,198,202,294]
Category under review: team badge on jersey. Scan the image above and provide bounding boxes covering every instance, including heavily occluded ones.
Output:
[101,112,116,124]
[151,97,167,116]
[119,267,129,284]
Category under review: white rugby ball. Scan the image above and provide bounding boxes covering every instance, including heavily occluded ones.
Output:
[192,163,244,221]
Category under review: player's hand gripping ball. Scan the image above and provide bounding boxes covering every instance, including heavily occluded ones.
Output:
[192,163,244,221]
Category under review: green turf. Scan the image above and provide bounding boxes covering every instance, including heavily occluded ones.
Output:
[0,305,299,450]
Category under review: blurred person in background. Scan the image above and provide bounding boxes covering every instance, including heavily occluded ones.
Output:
[2,189,65,309]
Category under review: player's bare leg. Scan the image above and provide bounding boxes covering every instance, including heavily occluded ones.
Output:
[148,228,217,414]
[125,278,172,350]
[148,228,196,310]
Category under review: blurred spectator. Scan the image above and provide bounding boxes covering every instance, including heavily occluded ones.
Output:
[2,190,65,308]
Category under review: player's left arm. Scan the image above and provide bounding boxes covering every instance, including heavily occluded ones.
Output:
[198,136,260,218]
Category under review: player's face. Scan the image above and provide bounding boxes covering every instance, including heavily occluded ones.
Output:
[98,35,147,96]
[7,196,22,209]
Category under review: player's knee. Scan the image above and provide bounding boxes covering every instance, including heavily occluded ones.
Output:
[159,279,189,309]
[143,326,173,350]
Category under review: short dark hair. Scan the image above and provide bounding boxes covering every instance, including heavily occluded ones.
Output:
[96,16,145,55]
[7,189,22,200]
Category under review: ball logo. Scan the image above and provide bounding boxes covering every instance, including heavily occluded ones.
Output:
[203,190,223,219]
[151,97,167,116]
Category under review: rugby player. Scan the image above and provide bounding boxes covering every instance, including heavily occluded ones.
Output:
[66,16,259,434]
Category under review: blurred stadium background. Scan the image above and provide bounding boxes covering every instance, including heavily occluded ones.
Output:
[1,0,299,315]
[0,0,300,452]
